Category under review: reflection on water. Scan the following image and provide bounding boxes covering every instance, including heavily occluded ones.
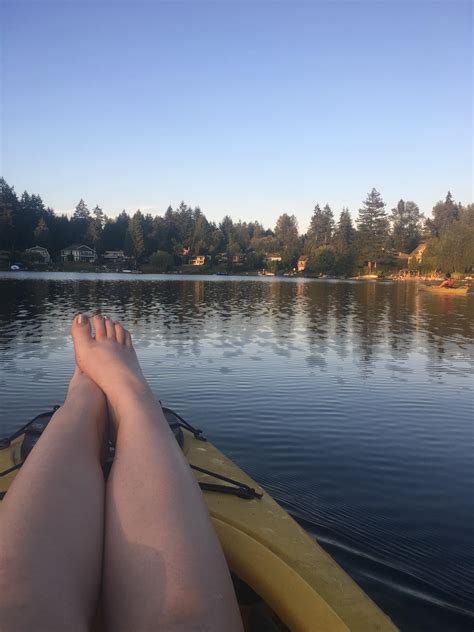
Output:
[0,273,473,631]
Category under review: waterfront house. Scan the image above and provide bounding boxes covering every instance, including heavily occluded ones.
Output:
[297,255,309,272]
[264,254,282,263]
[25,246,51,263]
[408,242,427,266]
[102,250,127,261]
[191,255,206,266]
[61,244,97,262]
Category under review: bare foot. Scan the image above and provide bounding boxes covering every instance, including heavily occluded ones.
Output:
[71,314,153,420]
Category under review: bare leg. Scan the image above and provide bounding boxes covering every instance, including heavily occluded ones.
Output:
[0,369,107,632]
[72,314,243,632]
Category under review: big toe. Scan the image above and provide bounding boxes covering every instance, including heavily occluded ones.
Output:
[71,314,94,349]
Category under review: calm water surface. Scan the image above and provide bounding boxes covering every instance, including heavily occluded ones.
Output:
[0,272,473,631]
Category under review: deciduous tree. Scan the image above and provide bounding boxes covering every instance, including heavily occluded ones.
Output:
[390,200,423,253]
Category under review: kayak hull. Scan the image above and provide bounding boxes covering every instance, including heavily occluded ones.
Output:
[419,285,472,295]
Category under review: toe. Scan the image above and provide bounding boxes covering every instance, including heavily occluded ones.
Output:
[93,315,107,340]
[125,331,132,348]
[104,316,116,340]
[71,314,93,346]
[115,322,126,345]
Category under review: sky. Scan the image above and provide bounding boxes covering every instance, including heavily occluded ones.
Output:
[1,0,472,231]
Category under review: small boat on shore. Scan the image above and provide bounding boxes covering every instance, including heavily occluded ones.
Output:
[0,407,398,631]
[419,285,473,296]
[350,274,378,280]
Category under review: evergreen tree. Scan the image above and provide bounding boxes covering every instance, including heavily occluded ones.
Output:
[102,210,130,251]
[219,215,234,250]
[88,205,105,251]
[330,209,356,275]
[73,198,90,221]
[191,210,211,254]
[426,191,460,237]
[356,188,389,269]
[127,211,145,261]
[124,229,134,257]
[72,199,91,243]
[333,208,354,252]
[0,178,18,250]
[390,200,423,253]
[274,213,299,263]
[33,218,50,247]
[17,192,45,249]
[307,204,334,250]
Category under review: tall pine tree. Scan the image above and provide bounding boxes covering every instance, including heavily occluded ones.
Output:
[88,205,105,251]
[307,204,334,250]
[356,188,389,271]
[333,208,354,252]
[72,199,91,244]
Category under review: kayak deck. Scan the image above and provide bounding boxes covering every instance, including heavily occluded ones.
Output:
[0,423,398,631]
[183,430,398,631]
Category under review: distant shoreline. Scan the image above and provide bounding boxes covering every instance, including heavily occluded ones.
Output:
[2,268,473,285]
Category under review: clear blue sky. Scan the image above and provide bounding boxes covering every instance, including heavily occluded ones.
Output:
[1,0,472,231]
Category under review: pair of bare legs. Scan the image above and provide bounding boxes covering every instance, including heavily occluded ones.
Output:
[0,314,243,632]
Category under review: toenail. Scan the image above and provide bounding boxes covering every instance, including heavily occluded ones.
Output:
[78,314,88,325]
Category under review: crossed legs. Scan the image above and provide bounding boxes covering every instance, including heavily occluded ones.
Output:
[0,315,242,632]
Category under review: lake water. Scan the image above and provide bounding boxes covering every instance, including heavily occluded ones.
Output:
[0,272,473,631]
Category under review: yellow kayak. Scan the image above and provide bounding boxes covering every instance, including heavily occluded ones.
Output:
[0,408,398,632]
[419,285,472,295]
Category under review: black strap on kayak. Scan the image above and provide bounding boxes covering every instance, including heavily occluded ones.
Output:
[190,464,263,500]
[0,406,263,502]
[0,462,23,478]
[161,406,207,441]
[0,406,60,449]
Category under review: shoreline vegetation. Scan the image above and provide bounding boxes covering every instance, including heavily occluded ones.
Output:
[3,267,473,284]
[1,178,472,278]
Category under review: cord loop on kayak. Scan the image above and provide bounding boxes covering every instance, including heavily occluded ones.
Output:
[0,406,263,502]
[161,405,207,441]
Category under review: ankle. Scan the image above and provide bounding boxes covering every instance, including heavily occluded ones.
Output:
[108,381,155,415]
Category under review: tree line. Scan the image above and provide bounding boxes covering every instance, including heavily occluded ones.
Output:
[0,178,472,274]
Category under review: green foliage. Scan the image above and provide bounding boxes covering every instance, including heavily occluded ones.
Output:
[72,199,91,243]
[88,205,105,251]
[307,204,334,250]
[424,221,474,272]
[308,247,336,275]
[0,177,472,275]
[274,213,299,263]
[33,218,50,247]
[390,200,423,253]
[333,208,354,253]
[426,191,460,237]
[22,250,46,264]
[356,188,390,265]
[127,211,145,261]
[150,250,174,272]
